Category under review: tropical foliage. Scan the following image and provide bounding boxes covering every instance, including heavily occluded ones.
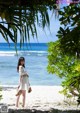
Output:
[57,3,80,57]
[0,0,80,104]
[0,0,57,46]
[47,41,80,104]
[47,3,80,105]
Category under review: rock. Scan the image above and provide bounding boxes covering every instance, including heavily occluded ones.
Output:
[8,108,80,113]
[50,108,80,113]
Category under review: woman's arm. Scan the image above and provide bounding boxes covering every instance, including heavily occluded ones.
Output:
[18,66,23,85]
[19,65,29,77]
[19,66,24,75]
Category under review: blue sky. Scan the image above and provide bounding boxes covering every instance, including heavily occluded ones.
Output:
[30,3,68,43]
[0,4,69,43]
[0,2,69,43]
[0,10,61,43]
[30,13,60,43]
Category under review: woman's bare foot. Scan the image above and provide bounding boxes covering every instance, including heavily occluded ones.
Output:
[22,105,26,109]
[15,104,19,109]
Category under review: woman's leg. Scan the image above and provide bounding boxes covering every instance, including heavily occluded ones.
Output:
[16,90,22,107]
[16,90,22,96]
[22,90,26,107]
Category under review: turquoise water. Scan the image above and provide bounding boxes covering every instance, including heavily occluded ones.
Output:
[0,43,62,86]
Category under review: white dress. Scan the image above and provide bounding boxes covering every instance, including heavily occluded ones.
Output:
[18,65,30,91]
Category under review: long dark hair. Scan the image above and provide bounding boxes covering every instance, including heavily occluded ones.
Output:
[17,57,25,72]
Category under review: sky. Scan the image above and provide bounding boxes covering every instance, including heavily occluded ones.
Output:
[0,15,60,43]
[0,3,68,43]
[29,13,60,43]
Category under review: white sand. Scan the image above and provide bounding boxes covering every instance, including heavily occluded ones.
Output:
[0,86,79,110]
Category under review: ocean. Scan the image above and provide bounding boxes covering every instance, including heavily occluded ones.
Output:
[0,43,62,86]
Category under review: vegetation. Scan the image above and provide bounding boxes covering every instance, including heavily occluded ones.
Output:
[0,0,80,104]
[57,4,80,57]
[47,41,80,104]
[47,3,80,105]
[0,0,57,46]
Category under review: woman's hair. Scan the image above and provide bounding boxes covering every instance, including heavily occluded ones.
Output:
[17,57,25,72]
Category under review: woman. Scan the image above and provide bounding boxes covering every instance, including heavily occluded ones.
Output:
[15,57,32,108]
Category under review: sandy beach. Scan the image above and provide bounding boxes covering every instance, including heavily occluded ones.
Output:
[0,86,80,111]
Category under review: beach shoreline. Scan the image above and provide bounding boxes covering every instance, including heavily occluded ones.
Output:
[0,85,80,110]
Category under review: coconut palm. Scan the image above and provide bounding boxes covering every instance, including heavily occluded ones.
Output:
[0,0,57,46]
